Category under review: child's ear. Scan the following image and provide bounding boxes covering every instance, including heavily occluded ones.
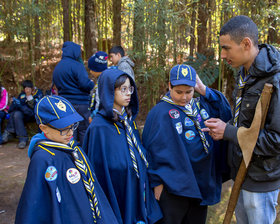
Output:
[168,82,172,91]
[39,124,48,134]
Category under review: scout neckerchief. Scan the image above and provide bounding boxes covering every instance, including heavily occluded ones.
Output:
[162,93,210,153]
[89,82,98,111]
[114,108,149,178]
[233,69,251,127]
[38,140,101,223]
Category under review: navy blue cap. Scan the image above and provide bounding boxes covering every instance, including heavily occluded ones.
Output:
[88,51,108,72]
[169,64,196,87]
[35,96,83,129]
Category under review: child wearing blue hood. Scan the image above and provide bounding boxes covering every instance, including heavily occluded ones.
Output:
[15,95,118,224]
[53,41,94,145]
[87,51,108,123]
[142,64,232,224]
[83,69,162,224]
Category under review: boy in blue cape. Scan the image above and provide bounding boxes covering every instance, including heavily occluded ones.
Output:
[15,95,117,224]
[83,69,162,224]
[142,64,232,224]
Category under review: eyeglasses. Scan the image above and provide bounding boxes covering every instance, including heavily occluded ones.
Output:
[47,122,79,136]
[118,86,134,95]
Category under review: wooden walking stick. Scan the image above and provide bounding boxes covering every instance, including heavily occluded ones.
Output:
[223,83,273,224]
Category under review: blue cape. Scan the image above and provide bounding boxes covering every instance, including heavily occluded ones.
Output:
[142,87,232,205]
[16,134,118,224]
[83,69,162,224]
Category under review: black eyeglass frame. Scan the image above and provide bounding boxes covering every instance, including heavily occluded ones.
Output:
[47,122,79,136]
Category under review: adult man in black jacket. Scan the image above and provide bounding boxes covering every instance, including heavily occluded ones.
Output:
[204,15,280,224]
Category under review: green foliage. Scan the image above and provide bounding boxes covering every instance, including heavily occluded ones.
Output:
[186,53,220,87]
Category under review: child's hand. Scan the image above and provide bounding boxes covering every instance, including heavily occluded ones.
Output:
[154,184,164,200]
[195,74,206,96]
[89,117,93,123]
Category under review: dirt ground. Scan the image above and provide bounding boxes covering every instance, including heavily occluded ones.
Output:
[0,141,279,224]
[0,142,29,224]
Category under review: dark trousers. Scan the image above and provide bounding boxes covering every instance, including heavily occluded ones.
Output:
[157,187,208,224]
[6,110,32,142]
[0,111,6,143]
[72,104,90,145]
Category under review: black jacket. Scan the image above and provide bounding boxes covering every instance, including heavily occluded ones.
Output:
[224,44,280,192]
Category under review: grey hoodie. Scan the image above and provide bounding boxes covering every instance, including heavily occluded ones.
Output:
[117,56,135,80]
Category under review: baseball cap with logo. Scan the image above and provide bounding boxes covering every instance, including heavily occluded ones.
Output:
[169,64,197,87]
[88,51,108,72]
[35,96,83,129]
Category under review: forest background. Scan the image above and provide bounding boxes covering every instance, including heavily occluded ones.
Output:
[0,0,279,118]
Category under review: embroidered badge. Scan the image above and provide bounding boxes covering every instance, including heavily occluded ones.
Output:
[45,166,58,182]
[136,221,145,224]
[55,100,66,112]
[56,187,61,203]
[200,109,209,120]
[175,122,183,134]
[66,168,81,184]
[185,130,195,141]
[169,109,180,119]
[181,67,189,77]
[20,94,26,99]
[184,117,194,126]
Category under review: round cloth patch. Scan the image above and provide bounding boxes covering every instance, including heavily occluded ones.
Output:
[45,166,58,182]
[66,168,81,184]
[200,109,209,120]
[185,130,195,141]
[184,117,194,126]
[169,109,180,119]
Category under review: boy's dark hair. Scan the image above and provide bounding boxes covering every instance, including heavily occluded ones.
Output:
[109,46,125,57]
[112,74,132,121]
[220,15,258,46]
[22,80,34,88]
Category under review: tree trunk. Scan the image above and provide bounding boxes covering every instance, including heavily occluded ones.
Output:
[189,2,197,59]
[157,0,167,69]
[84,0,97,59]
[133,0,144,74]
[112,0,122,46]
[207,0,215,49]
[34,0,41,63]
[62,0,72,42]
[197,0,208,54]
[267,0,277,44]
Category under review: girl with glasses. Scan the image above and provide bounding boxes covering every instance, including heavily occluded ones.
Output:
[83,69,162,224]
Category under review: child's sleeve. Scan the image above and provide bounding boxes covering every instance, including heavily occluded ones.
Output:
[200,87,232,122]
[0,88,8,111]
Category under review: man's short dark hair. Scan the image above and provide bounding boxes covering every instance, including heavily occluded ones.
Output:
[109,46,125,57]
[22,80,33,88]
[220,15,258,46]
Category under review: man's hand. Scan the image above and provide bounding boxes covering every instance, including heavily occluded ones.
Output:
[194,74,206,96]
[203,118,226,140]
[154,184,164,201]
